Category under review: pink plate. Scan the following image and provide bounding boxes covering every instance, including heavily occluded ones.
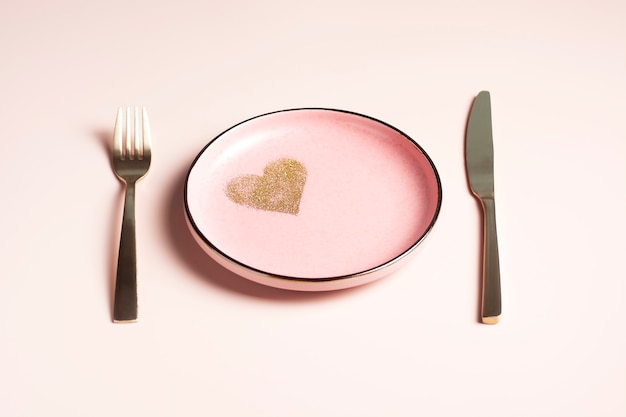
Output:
[184,108,442,291]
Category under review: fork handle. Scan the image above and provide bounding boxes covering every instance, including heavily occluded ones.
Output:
[480,197,501,324]
[113,182,138,322]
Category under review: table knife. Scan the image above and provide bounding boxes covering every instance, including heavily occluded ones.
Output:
[465,91,501,324]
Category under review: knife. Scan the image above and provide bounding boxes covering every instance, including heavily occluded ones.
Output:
[465,91,501,324]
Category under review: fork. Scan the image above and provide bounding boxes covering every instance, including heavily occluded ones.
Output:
[112,107,152,323]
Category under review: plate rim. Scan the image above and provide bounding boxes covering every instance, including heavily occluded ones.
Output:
[183,107,443,286]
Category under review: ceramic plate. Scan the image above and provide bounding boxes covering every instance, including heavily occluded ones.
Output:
[184,108,442,291]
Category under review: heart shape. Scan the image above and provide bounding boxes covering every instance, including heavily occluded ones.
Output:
[225,158,307,215]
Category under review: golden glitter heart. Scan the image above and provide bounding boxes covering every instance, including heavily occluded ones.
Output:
[225,158,307,215]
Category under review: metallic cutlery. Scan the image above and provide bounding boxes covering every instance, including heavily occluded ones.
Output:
[465,91,501,324]
[112,107,152,323]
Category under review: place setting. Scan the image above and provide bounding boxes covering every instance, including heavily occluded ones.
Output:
[110,93,501,324]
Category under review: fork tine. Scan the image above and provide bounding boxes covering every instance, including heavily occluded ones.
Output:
[125,107,132,160]
[134,107,141,160]
[142,107,152,159]
[113,107,123,159]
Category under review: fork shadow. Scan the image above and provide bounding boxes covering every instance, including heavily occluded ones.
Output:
[95,129,115,172]
[162,158,370,302]
[95,128,124,318]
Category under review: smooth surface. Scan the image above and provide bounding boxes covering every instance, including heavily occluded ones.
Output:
[466,92,502,323]
[185,109,441,288]
[1,1,625,416]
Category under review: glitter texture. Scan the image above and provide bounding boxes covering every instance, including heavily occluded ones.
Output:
[225,158,307,215]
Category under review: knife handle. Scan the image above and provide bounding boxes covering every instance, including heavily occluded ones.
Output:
[480,197,501,324]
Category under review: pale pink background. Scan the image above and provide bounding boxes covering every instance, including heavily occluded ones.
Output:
[1,1,625,416]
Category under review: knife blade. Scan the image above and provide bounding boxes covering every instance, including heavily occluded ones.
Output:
[466,91,501,324]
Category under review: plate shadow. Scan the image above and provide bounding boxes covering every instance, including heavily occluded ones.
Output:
[163,159,368,302]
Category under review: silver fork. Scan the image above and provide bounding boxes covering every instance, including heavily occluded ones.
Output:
[112,107,152,323]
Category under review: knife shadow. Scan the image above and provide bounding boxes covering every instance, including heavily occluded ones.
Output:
[472,199,487,324]
[462,94,477,192]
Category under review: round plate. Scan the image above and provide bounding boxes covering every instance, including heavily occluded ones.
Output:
[184,108,442,291]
